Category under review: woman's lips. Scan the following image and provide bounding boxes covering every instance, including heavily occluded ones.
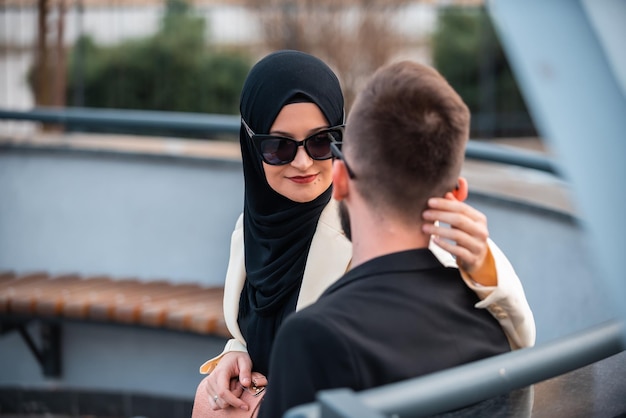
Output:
[288,174,318,184]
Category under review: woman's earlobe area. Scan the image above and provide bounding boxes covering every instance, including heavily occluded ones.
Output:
[452,177,469,202]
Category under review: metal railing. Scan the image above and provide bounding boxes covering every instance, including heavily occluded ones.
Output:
[0,106,241,138]
[0,106,559,175]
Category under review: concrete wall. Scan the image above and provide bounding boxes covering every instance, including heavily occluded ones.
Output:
[0,148,244,285]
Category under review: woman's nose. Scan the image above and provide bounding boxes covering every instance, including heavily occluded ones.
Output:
[290,145,313,170]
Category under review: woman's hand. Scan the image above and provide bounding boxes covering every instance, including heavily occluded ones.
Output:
[422,192,494,283]
[204,351,268,411]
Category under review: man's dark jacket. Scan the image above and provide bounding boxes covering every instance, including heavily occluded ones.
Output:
[258,248,511,418]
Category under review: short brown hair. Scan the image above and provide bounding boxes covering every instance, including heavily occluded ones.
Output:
[344,60,470,218]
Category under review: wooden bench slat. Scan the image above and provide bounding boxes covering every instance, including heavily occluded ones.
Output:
[189,301,230,336]
[85,279,146,321]
[0,272,51,312]
[0,271,17,284]
[6,274,82,314]
[125,290,206,327]
[137,288,222,327]
[35,276,114,316]
[0,271,48,291]
[0,271,228,337]
[166,300,225,335]
[42,276,114,317]
[61,278,141,319]
[111,283,206,323]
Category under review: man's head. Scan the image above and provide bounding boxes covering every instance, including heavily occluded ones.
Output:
[335,60,470,225]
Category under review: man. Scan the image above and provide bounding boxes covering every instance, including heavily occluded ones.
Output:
[257,60,512,418]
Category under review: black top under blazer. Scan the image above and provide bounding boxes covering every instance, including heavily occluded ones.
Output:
[258,248,512,418]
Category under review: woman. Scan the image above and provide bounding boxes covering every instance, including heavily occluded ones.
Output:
[198,50,535,412]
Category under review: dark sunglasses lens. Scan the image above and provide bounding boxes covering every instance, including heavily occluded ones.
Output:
[260,138,297,165]
[258,128,342,164]
[306,130,341,160]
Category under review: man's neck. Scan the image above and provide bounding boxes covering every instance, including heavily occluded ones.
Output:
[349,205,431,269]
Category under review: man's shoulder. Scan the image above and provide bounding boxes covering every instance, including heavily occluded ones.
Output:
[275,304,350,362]
[284,305,324,326]
[282,295,355,344]
[284,300,337,333]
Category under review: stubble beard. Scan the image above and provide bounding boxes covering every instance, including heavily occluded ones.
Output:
[338,200,352,242]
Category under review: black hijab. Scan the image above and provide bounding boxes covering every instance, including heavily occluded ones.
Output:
[238,50,344,373]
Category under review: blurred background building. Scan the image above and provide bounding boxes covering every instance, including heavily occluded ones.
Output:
[1,0,535,138]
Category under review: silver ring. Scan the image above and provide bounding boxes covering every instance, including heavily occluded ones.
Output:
[213,395,219,403]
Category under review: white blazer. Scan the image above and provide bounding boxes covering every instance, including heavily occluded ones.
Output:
[200,199,536,374]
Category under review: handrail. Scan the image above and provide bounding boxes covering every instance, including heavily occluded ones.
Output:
[285,320,625,418]
[0,107,241,136]
[465,139,558,175]
[0,107,559,176]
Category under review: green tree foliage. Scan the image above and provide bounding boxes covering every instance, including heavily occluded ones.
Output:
[66,0,251,116]
[432,6,535,138]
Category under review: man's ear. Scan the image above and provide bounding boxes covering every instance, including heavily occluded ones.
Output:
[332,160,349,201]
[452,177,468,202]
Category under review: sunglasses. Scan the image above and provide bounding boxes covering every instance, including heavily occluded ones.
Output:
[330,141,357,179]
[242,118,344,166]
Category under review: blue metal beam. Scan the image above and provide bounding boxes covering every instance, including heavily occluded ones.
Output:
[487,0,626,343]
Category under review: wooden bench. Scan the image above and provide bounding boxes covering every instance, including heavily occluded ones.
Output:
[0,270,231,376]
